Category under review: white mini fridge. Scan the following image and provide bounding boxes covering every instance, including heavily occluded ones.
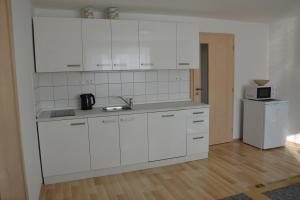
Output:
[243,99,288,149]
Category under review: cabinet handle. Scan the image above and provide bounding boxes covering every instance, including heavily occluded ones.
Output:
[102,119,116,123]
[193,112,204,115]
[178,63,190,66]
[120,117,135,122]
[67,64,81,68]
[162,114,175,118]
[193,136,204,140]
[96,64,111,67]
[141,63,154,66]
[70,122,85,126]
[193,120,205,123]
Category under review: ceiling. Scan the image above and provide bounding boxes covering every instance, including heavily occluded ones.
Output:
[32,0,299,23]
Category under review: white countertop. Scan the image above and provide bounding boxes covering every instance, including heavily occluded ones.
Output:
[37,101,209,122]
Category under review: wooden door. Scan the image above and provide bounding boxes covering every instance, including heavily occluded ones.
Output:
[201,33,234,145]
[0,0,28,199]
[190,69,201,103]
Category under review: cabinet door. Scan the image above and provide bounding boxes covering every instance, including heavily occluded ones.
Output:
[139,21,176,69]
[38,119,90,177]
[148,111,186,161]
[88,116,120,169]
[177,23,199,69]
[33,17,83,72]
[82,19,112,71]
[119,113,148,165]
[111,20,139,70]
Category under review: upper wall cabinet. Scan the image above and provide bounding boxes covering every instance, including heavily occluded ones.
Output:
[177,23,199,69]
[111,20,140,70]
[82,19,112,71]
[139,21,177,69]
[33,17,83,72]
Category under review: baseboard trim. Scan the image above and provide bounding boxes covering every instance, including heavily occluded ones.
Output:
[44,152,208,184]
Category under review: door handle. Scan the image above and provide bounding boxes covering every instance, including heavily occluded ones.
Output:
[141,63,154,66]
[178,63,190,66]
[193,112,204,115]
[113,64,127,67]
[102,119,116,123]
[195,88,203,91]
[96,64,111,67]
[193,120,205,123]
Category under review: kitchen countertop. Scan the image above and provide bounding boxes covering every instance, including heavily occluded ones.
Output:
[37,101,209,122]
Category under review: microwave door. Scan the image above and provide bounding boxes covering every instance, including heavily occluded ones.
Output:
[257,87,271,99]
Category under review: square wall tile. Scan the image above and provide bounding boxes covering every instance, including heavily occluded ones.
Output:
[158,70,169,82]
[122,83,134,96]
[180,70,190,81]
[69,99,80,108]
[68,85,81,100]
[134,72,145,82]
[40,100,55,109]
[52,72,67,86]
[95,97,109,107]
[109,84,121,96]
[54,99,69,107]
[134,82,145,95]
[158,94,169,101]
[39,87,53,101]
[133,95,146,104]
[95,72,108,84]
[146,94,158,103]
[169,81,180,94]
[67,72,82,85]
[82,84,96,94]
[121,72,134,83]
[38,73,53,87]
[158,82,168,94]
[146,71,158,82]
[146,82,158,94]
[108,72,121,83]
[82,72,95,85]
[169,70,181,81]
[53,86,68,100]
[96,84,108,98]
[180,81,190,94]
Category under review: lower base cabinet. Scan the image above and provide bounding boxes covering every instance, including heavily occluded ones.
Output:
[38,119,90,176]
[119,113,148,165]
[88,116,120,170]
[148,110,187,161]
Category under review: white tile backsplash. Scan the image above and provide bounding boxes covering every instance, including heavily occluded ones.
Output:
[35,70,190,110]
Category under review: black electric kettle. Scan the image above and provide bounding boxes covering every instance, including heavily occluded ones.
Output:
[80,93,95,110]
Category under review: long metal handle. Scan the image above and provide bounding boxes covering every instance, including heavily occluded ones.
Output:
[193,136,204,140]
[178,63,190,66]
[120,117,135,122]
[67,64,81,67]
[141,63,154,66]
[193,120,205,123]
[70,122,85,126]
[96,64,111,67]
[193,112,204,115]
[162,114,175,118]
[102,119,116,123]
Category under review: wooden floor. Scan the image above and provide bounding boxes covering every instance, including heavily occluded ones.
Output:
[40,141,300,200]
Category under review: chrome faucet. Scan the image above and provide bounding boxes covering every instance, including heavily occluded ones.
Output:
[119,96,133,109]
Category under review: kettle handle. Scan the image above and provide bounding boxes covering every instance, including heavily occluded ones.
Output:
[91,94,96,106]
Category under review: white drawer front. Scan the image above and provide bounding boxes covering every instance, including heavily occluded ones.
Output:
[187,117,209,135]
[186,108,209,119]
[187,134,209,155]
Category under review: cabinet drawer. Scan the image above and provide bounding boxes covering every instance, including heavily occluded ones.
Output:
[187,117,209,135]
[186,108,209,119]
[187,134,209,155]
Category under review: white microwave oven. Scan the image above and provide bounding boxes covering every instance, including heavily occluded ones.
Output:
[245,85,276,100]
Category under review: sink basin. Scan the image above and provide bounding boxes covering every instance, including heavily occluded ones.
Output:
[102,106,132,112]
[50,109,75,118]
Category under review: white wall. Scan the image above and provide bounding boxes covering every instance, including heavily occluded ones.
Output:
[269,3,300,143]
[11,0,42,199]
[33,8,269,139]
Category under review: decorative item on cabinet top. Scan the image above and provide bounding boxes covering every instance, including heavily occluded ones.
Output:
[81,7,95,19]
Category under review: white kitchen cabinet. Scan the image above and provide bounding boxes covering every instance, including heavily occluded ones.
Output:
[82,19,112,71]
[119,113,148,165]
[187,134,209,155]
[148,110,186,161]
[38,119,90,176]
[177,23,199,69]
[111,20,140,70]
[139,21,177,69]
[33,17,83,72]
[88,116,120,169]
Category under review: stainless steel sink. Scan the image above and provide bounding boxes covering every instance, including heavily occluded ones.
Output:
[102,105,132,112]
